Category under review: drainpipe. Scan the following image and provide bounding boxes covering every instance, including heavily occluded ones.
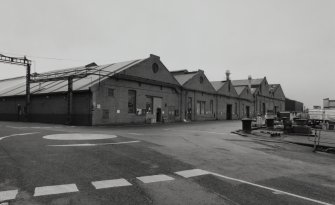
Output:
[216,94,218,120]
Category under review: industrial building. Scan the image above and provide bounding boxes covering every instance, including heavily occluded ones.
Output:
[0,54,286,125]
[323,98,335,109]
[285,98,304,113]
[211,71,240,120]
[231,77,285,116]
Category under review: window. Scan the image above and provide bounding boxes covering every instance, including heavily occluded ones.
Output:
[200,76,204,84]
[197,101,206,115]
[201,101,206,114]
[196,102,201,115]
[242,104,245,115]
[146,96,153,114]
[152,63,159,73]
[128,90,136,113]
[107,88,114,97]
[102,109,109,119]
[210,100,214,114]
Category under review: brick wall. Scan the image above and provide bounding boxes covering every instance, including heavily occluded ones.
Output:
[91,78,181,125]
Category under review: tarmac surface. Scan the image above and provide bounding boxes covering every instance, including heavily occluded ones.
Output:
[0,120,334,205]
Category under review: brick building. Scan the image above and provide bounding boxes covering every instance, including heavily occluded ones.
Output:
[211,71,240,120]
[231,76,285,117]
[171,69,217,121]
[0,54,287,125]
[0,54,182,125]
[234,86,254,118]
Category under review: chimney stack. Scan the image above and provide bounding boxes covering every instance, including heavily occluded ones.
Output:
[248,75,252,89]
[225,70,231,81]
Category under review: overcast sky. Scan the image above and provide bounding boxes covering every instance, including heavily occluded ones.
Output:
[0,0,334,108]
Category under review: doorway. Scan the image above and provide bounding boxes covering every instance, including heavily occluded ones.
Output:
[156,108,162,122]
[226,104,232,120]
[153,97,162,123]
[187,97,192,120]
[246,106,250,118]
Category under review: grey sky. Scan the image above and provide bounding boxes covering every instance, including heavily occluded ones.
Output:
[0,0,334,108]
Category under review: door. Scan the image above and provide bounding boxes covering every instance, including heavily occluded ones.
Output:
[168,106,175,122]
[262,103,266,115]
[226,104,232,120]
[246,106,250,118]
[156,108,162,122]
[153,97,162,123]
[187,97,192,120]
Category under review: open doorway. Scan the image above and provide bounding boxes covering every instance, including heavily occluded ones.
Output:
[187,97,192,120]
[226,104,232,120]
[153,97,162,123]
[246,106,250,118]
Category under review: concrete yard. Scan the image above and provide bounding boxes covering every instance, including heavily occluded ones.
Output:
[0,120,334,205]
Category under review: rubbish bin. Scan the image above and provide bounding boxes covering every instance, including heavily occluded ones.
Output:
[266,118,274,128]
[242,118,252,133]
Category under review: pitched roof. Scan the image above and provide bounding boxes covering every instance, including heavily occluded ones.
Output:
[210,81,227,91]
[0,58,144,97]
[251,88,257,94]
[171,70,198,85]
[234,86,246,95]
[231,78,264,86]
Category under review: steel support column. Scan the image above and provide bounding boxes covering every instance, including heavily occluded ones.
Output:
[25,58,31,121]
[67,77,73,125]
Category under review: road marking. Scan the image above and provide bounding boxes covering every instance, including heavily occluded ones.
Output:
[204,170,332,205]
[164,129,229,135]
[43,133,117,140]
[6,126,57,129]
[48,140,140,147]
[34,184,78,197]
[137,174,174,184]
[0,190,18,201]
[175,169,210,178]
[0,132,39,141]
[92,178,132,189]
[127,133,144,135]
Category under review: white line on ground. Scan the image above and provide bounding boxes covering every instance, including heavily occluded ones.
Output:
[6,126,57,129]
[48,140,140,147]
[92,178,132,189]
[34,184,78,197]
[164,129,230,135]
[178,169,332,205]
[0,132,39,141]
[127,133,144,135]
[0,190,18,201]
[175,169,210,178]
[137,174,174,184]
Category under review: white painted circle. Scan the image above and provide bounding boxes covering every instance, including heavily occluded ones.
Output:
[43,133,117,140]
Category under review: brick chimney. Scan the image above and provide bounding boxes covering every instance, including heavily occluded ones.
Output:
[248,75,252,89]
[225,70,231,81]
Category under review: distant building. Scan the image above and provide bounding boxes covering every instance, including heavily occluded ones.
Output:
[285,98,303,113]
[211,71,241,120]
[323,98,335,109]
[171,69,217,121]
[231,76,285,116]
